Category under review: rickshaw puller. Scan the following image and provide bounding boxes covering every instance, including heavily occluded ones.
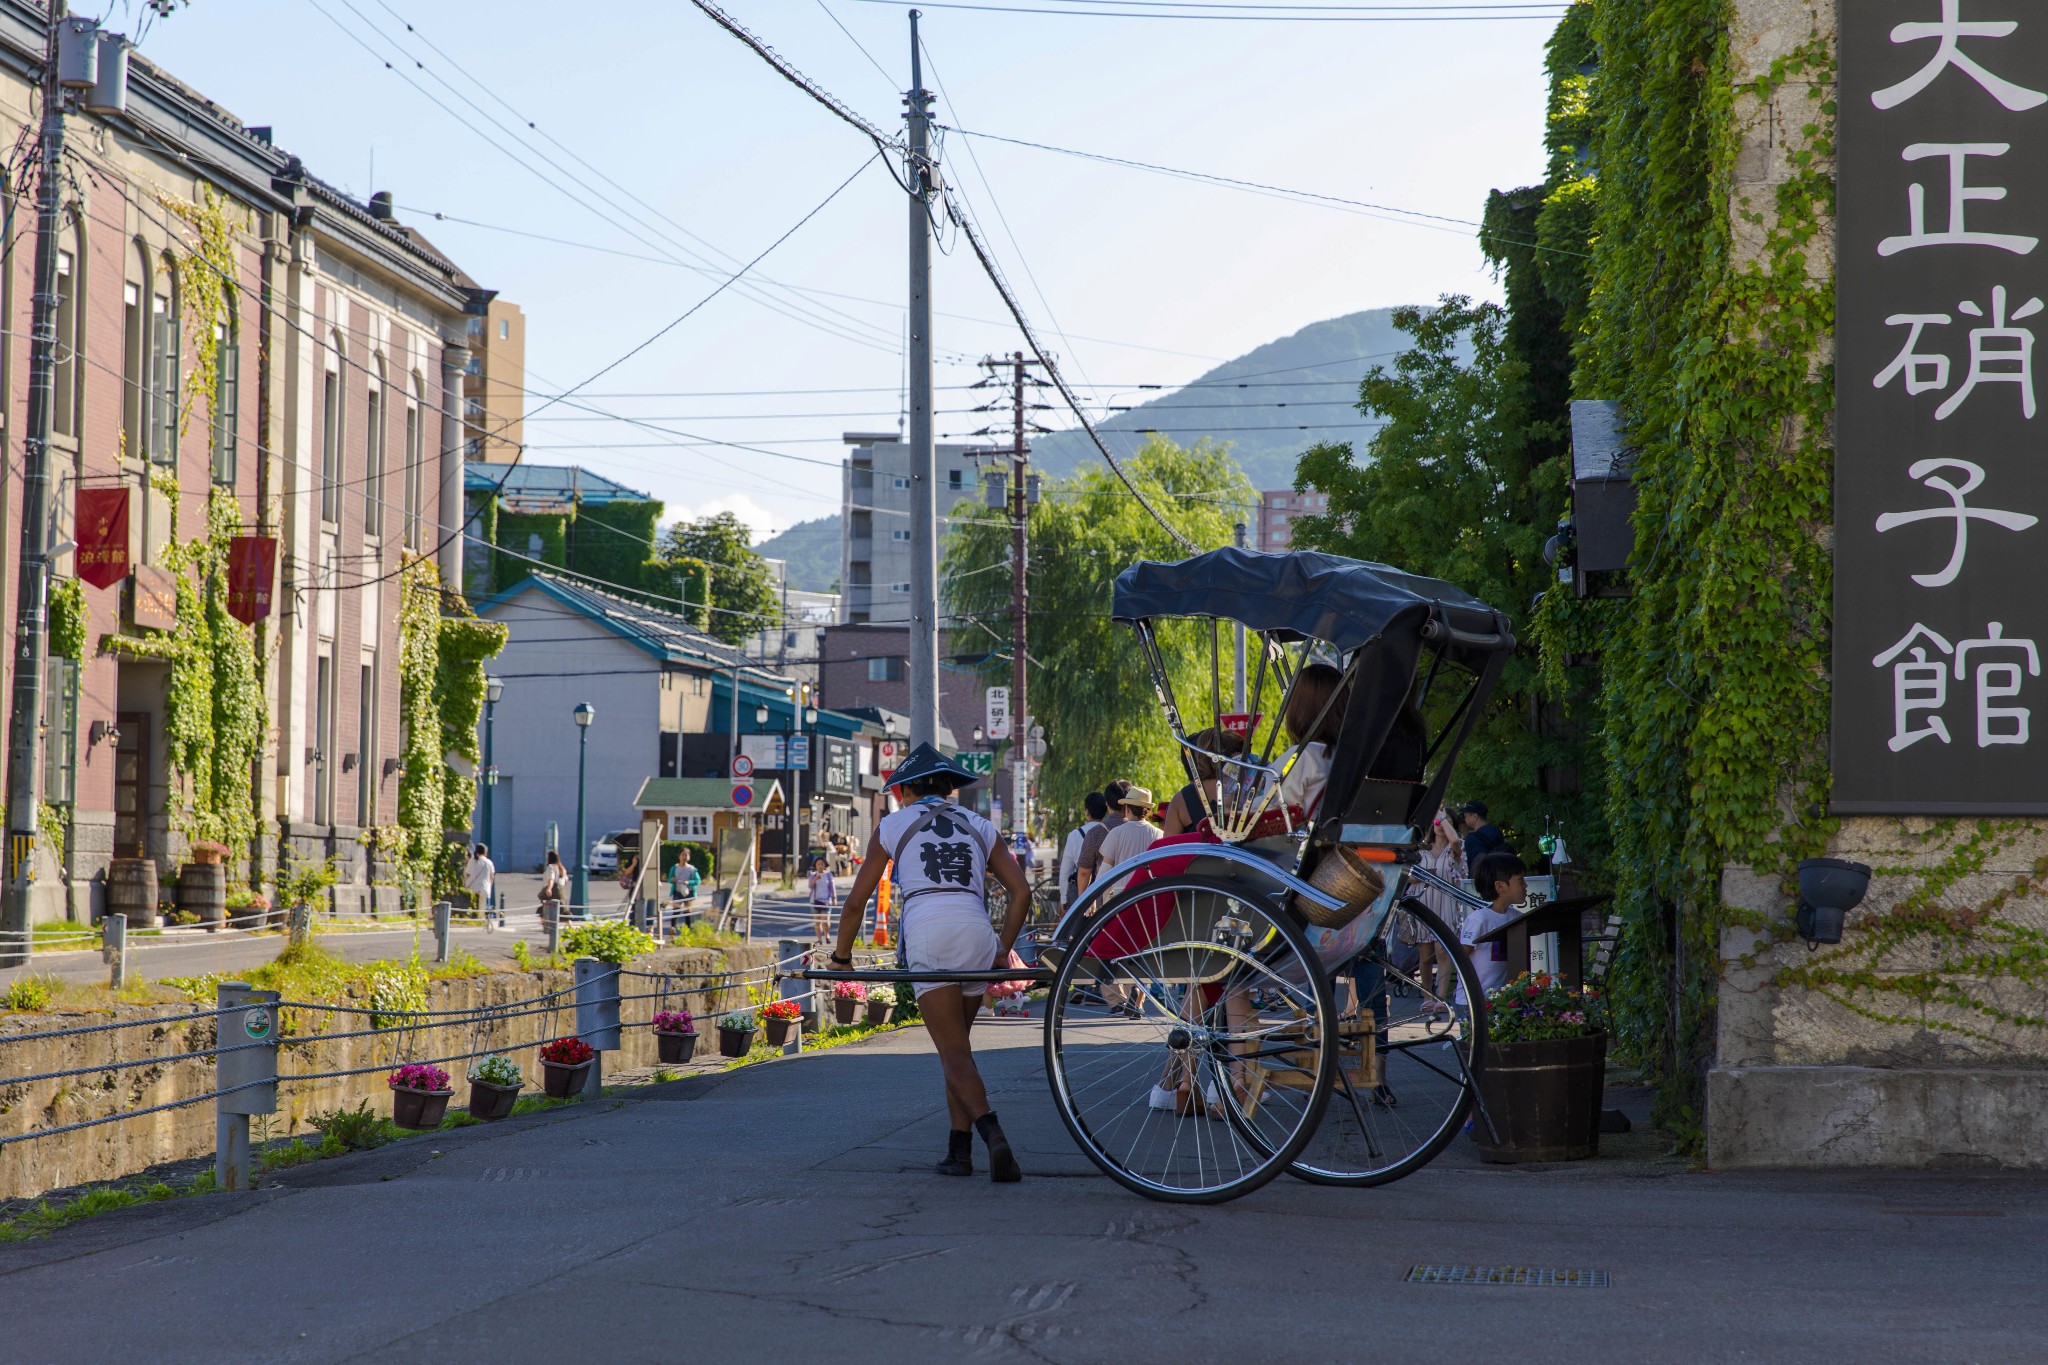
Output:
[831,743,1032,1182]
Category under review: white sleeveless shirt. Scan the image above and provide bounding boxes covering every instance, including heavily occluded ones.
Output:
[880,798,999,918]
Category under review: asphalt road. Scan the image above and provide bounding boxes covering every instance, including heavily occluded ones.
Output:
[3,1015,2041,1362]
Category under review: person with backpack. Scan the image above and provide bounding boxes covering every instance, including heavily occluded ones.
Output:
[830,743,1032,1183]
[1059,792,1108,910]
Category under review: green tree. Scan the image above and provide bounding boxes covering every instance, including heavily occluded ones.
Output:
[1291,296,1596,864]
[943,438,1252,827]
[660,512,778,646]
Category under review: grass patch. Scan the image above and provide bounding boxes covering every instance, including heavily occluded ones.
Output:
[309,1100,400,1153]
[0,1175,213,1241]
[721,1015,917,1071]
[2,975,57,1012]
[509,1094,577,1117]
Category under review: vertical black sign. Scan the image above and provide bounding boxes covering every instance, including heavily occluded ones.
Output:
[1837,0,2048,813]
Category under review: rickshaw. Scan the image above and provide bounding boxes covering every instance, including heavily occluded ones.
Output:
[812,547,1514,1204]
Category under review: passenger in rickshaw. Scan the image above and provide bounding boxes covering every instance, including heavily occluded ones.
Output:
[1160,727,1244,837]
[830,744,1031,1182]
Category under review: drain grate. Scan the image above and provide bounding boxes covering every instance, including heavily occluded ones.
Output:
[1407,1264,1609,1288]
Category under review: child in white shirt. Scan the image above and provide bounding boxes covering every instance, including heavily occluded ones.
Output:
[1457,849,1527,1010]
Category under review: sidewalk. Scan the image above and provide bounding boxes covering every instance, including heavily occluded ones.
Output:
[0,1013,2039,1361]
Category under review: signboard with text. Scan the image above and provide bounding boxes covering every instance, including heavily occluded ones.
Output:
[1837,1,2048,812]
[985,686,1011,741]
[820,736,858,795]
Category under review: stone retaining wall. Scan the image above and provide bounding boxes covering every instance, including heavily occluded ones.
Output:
[0,944,774,1202]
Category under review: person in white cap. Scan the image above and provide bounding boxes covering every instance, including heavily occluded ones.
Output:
[831,743,1032,1182]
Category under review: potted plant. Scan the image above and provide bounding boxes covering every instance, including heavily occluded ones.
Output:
[538,1036,596,1098]
[652,1009,698,1063]
[760,997,801,1047]
[864,988,896,1026]
[388,1063,454,1129]
[832,979,866,1025]
[1471,972,1608,1164]
[466,1054,524,1121]
[189,840,229,866]
[225,887,271,930]
[717,1008,758,1059]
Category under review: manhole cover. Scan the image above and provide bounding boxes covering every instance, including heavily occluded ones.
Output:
[1406,1264,1609,1287]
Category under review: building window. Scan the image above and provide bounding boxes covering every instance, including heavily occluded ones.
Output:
[364,360,385,536]
[53,249,75,437]
[890,476,909,490]
[123,277,143,459]
[891,529,910,542]
[947,469,964,490]
[672,813,711,840]
[357,660,375,827]
[211,291,238,486]
[889,582,910,594]
[321,364,342,523]
[314,653,334,826]
[866,656,906,682]
[148,262,180,465]
[499,318,509,340]
[404,374,423,547]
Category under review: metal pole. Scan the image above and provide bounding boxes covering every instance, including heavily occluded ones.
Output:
[729,656,741,767]
[904,10,939,749]
[1009,352,1029,837]
[572,722,590,916]
[1233,522,1248,712]
[432,899,451,964]
[2,5,69,969]
[480,695,495,851]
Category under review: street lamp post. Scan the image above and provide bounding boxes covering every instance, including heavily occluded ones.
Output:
[794,687,817,871]
[481,675,504,854]
[571,703,594,916]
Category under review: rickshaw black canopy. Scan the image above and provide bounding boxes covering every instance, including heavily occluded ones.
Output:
[1110,548,1514,670]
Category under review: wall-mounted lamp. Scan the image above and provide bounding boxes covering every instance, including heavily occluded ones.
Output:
[306,748,323,767]
[341,752,358,773]
[88,720,118,747]
[1795,858,1871,947]
[382,758,404,778]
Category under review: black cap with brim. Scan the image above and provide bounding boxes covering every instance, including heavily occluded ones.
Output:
[888,742,981,790]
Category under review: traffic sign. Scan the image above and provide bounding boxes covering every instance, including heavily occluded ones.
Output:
[955,750,994,776]
[731,784,754,809]
[731,754,755,779]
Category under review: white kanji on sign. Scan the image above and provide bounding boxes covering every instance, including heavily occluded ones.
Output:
[1875,313,1955,393]
[1955,622,2041,746]
[1873,624,1955,751]
[1878,144,2039,257]
[1871,287,2044,419]
[1873,458,2038,586]
[1872,0,2048,111]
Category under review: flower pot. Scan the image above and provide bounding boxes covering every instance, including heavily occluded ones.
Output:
[764,1017,793,1047]
[717,1027,756,1059]
[1470,1031,1607,1164]
[833,997,860,1025]
[391,1086,454,1130]
[864,999,894,1026]
[540,1059,593,1099]
[656,1030,698,1064]
[467,1079,522,1122]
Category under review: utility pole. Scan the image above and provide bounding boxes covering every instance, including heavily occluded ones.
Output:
[903,10,940,750]
[1009,353,1027,837]
[3,3,71,967]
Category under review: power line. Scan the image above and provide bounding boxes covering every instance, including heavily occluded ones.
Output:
[849,0,1568,16]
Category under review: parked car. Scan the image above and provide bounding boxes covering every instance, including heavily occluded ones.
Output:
[587,829,639,873]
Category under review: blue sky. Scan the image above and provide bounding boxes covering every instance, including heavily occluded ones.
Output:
[133,0,1559,538]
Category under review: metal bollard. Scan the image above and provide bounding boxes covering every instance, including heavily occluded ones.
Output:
[432,900,452,964]
[573,957,621,1100]
[215,982,279,1192]
[103,913,127,991]
[288,904,311,951]
[544,908,562,957]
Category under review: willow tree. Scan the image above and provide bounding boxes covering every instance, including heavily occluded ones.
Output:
[942,437,1253,829]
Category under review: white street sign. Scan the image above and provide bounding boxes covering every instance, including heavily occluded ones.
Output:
[986,686,1012,740]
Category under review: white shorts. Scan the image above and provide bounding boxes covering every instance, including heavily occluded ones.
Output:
[900,900,1001,999]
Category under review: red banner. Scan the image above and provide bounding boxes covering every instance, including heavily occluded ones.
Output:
[74,487,129,590]
[225,535,277,625]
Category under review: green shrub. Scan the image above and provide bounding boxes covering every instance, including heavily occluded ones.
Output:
[3,976,55,1012]
[561,921,657,964]
[309,1100,396,1152]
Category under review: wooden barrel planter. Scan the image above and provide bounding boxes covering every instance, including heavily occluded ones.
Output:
[177,862,228,933]
[1471,1031,1608,1164]
[107,858,159,929]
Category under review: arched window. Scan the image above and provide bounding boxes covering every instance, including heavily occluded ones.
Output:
[365,355,386,536]
[403,370,423,547]
[320,330,344,524]
[211,282,237,485]
[123,241,149,461]
[149,253,180,465]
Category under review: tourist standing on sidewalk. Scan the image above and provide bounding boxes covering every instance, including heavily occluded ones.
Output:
[1458,801,1507,876]
[1059,793,1107,909]
[1457,849,1526,1012]
[808,854,837,940]
[464,844,496,915]
[831,744,1032,1182]
[669,854,701,931]
[1093,786,1162,900]
[1073,779,1132,896]
[1409,811,1466,1015]
[539,850,567,924]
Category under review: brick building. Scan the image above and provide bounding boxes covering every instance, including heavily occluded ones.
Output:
[1256,488,1329,551]
[0,4,494,918]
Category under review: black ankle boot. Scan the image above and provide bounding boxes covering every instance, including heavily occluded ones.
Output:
[936,1129,973,1177]
[974,1111,1022,1183]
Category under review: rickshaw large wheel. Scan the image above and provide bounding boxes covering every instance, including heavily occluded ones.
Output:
[1284,900,1489,1186]
[1042,874,1337,1204]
